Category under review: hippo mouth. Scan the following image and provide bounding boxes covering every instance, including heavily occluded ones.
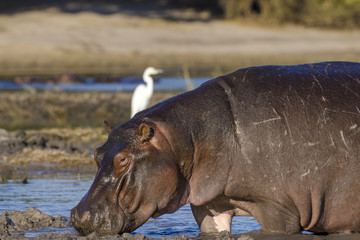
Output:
[71,192,160,236]
[71,204,126,236]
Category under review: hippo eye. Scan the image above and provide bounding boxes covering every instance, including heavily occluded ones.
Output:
[114,153,130,169]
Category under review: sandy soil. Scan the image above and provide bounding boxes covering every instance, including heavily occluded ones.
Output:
[0,3,359,77]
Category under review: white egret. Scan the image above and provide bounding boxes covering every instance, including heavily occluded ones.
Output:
[131,67,163,118]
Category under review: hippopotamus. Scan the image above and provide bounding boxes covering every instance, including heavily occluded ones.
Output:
[71,61,360,236]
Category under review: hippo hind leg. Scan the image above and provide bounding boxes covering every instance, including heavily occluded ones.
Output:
[191,203,234,233]
[254,200,301,234]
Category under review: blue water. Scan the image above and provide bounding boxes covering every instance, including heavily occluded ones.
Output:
[0,176,261,238]
[0,77,210,92]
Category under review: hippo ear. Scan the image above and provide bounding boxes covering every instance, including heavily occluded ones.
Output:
[138,123,154,143]
[104,120,114,134]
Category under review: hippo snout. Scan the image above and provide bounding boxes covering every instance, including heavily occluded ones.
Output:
[71,205,125,236]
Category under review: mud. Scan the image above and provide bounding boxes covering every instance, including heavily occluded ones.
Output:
[0,127,106,180]
[0,207,69,236]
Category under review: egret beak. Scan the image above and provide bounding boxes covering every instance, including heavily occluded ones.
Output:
[156,69,164,74]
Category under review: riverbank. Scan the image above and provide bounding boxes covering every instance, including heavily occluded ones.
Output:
[0,4,359,77]
[0,127,102,180]
[0,90,181,130]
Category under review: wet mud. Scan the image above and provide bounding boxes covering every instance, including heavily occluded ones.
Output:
[0,207,70,239]
[0,127,102,180]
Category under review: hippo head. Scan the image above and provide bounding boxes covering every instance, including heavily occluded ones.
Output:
[71,121,188,235]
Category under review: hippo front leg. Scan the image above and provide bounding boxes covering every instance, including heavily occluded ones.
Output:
[190,203,234,233]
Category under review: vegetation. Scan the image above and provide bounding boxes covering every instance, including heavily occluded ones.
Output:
[0,90,181,130]
[174,0,360,28]
[218,0,360,28]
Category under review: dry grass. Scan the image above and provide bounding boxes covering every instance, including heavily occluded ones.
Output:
[0,127,106,176]
[5,148,93,166]
[0,90,181,130]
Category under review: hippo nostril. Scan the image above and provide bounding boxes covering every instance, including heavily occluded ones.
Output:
[81,211,90,222]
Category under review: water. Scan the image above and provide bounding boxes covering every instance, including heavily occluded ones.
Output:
[0,176,261,238]
[0,77,210,92]
[0,177,91,217]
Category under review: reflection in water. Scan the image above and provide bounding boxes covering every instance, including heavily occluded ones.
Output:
[0,176,261,238]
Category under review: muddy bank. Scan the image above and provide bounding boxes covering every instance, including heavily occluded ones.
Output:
[0,127,104,179]
[0,207,71,239]
[0,90,181,130]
